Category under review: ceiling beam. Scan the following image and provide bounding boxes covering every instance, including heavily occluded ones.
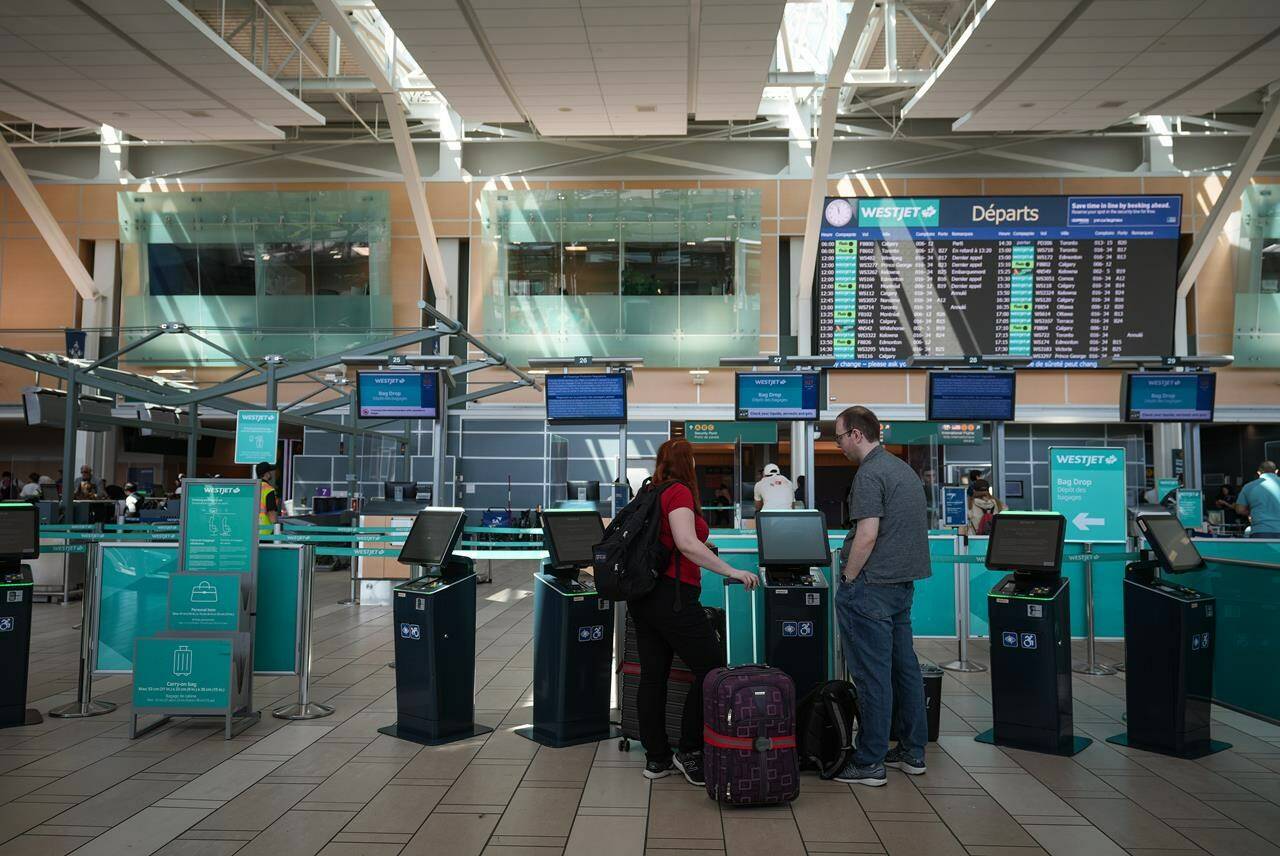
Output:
[0,135,98,301]
[796,0,876,357]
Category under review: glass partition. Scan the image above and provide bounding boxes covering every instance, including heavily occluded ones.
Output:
[118,191,392,364]
[1233,186,1280,366]
[479,188,762,366]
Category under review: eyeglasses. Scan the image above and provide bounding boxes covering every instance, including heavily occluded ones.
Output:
[835,427,859,442]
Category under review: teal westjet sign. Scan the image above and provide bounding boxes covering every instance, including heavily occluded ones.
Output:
[234,410,279,465]
[181,480,258,574]
[132,637,233,711]
[1049,447,1128,543]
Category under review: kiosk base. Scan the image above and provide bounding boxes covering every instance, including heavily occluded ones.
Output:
[0,709,42,728]
[1104,732,1230,759]
[513,723,621,749]
[976,728,1091,757]
[378,723,492,747]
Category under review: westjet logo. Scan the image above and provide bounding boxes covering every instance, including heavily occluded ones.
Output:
[858,199,939,226]
[240,413,275,422]
[1054,453,1118,467]
[372,377,406,385]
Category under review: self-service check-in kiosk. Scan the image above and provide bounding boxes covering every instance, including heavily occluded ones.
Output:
[757,510,830,700]
[1108,513,1229,758]
[978,512,1090,755]
[0,503,41,728]
[380,507,491,746]
[517,509,618,747]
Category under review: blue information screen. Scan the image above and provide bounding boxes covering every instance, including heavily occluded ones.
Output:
[545,373,627,424]
[735,372,822,421]
[357,371,439,418]
[1124,372,1215,422]
[927,371,1016,422]
[815,195,1182,368]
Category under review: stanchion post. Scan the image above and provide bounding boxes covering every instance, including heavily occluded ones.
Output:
[274,546,334,720]
[942,534,986,673]
[49,541,117,718]
[1074,544,1115,676]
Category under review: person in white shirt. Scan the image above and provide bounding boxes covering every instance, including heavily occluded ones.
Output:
[754,463,797,512]
[19,473,42,500]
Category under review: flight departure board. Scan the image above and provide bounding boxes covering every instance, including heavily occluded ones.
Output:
[815,195,1181,368]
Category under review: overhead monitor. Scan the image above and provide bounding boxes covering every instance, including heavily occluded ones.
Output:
[927,371,1016,422]
[384,481,417,502]
[544,373,627,425]
[756,510,830,569]
[540,509,605,572]
[735,372,822,421]
[815,194,1181,368]
[0,503,39,561]
[984,512,1066,576]
[566,481,601,502]
[1134,512,1204,574]
[356,370,439,419]
[397,507,466,570]
[1123,372,1216,423]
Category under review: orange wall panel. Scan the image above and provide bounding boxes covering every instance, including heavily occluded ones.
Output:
[1065,371,1123,407]
[828,371,909,406]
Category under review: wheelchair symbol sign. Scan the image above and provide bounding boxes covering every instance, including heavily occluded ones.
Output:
[0,617,12,632]
[797,621,814,637]
[400,623,421,640]
[1020,633,1038,650]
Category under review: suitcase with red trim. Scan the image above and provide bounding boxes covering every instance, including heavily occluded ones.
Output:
[702,665,800,806]
[618,607,724,751]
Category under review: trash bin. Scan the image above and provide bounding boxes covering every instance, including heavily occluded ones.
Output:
[890,661,944,743]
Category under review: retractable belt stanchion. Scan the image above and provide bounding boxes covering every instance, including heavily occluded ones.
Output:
[49,539,117,719]
[942,534,986,673]
[274,546,334,720]
[1073,544,1115,676]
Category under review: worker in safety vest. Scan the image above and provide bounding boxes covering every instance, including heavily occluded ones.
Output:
[257,462,280,535]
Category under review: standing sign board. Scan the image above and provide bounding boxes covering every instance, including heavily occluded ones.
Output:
[942,486,968,527]
[1156,478,1181,505]
[1176,490,1204,530]
[1049,447,1128,544]
[234,410,280,465]
[133,478,261,739]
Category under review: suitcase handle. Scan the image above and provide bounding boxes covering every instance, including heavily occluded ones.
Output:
[722,576,760,663]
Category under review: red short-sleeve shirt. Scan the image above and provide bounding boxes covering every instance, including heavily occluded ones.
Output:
[658,482,709,587]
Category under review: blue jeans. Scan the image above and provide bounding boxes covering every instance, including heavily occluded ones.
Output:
[836,576,929,767]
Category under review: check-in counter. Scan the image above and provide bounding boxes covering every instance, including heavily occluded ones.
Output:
[30,540,87,602]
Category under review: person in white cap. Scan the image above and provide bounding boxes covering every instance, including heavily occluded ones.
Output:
[754,463,797,512]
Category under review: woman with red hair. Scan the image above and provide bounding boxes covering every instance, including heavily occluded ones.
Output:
[631,438,759,785]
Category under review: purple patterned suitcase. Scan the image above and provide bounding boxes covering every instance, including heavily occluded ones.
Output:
[702,665,800,806]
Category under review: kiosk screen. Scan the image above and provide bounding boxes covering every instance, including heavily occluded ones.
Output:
[985,513,1066,575]
[541,510,605,570]
[1136,512,1204,573]
[757,510,830,568]
[0,503,38,559]
[398,507,466,569]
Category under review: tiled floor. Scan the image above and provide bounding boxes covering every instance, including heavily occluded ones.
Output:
[4,561,1280,856]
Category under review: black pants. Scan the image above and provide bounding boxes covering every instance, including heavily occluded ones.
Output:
[628,576,725,762]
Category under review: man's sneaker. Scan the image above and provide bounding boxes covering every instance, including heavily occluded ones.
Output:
[643,758,674,779]
[833,761,887,787]
[884,746,927,775]
[673,750,706,787]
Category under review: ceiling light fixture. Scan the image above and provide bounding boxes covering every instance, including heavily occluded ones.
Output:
[564,244,587,252]
[558,107,573,112]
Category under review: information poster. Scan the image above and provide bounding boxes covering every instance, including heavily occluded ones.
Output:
[1156,477,1181,504]
[168,574,243,632]
[1049,447,1127,543]
[234,410,280,465]
[1177,490,1204,530]
[181,480,258,575]
[942,486,968,527]
[133,637,233,711]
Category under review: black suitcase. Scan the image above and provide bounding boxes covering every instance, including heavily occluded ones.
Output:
[618,606,725,751]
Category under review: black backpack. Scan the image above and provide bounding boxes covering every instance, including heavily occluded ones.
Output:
[796,680,859,779]
[592,480,675,602]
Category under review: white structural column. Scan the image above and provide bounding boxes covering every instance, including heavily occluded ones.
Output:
[795,0,875,356]
[0,135,98,301]
[1174,91,1280,354]
[314,0,455,320]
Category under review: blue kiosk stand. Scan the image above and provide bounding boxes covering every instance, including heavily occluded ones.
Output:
[380,508,492,746]
[0,503,41,728]
[516,509,619,747]
[977,511,1091,756]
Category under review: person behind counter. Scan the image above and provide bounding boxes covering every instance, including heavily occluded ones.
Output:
[754,463,796,512]
[629,438,758,787]
[1235,461,1280,538]
[1213,484,1239,526]
[19,473,42,500]
[73,479,99,500]
[257,463,280,534]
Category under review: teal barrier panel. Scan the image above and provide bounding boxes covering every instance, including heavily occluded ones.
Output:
[965,538,1131,638]
[95,543,302,675]
[1179,538,1280,722]
[919,536,959,637]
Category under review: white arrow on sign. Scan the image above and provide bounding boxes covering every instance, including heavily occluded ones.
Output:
[1073,511,1105,531]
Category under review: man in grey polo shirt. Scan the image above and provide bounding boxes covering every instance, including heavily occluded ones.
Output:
[832,405,931,786]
